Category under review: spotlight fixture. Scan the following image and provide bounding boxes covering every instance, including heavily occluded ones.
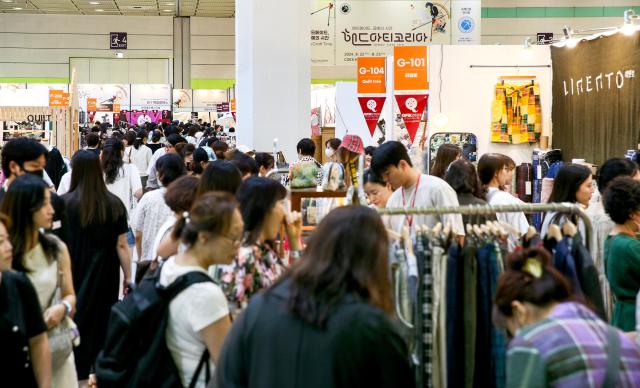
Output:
[621,9,640,36]
[115,52,124,58]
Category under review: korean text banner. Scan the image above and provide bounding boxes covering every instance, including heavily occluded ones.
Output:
[331,1,451,66]
[551,33,640,165]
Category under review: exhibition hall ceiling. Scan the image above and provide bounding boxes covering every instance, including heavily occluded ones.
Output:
[0,0,235,17]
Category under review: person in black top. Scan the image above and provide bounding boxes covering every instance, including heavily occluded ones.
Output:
[0,138,70,245]
[216,206,414,388]
[85,133,102,158]
[0,213,51,388]
[445,159,497,226]
[61,151,130,383]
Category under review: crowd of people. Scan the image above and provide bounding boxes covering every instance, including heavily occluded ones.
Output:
[1,123,640,387]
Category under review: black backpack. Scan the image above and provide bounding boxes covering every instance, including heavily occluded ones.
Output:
[95,266,213,388]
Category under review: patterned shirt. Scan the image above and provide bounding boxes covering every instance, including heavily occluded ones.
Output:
[506,302,640,388]
[220,243,285,318]
[289,156,323,188]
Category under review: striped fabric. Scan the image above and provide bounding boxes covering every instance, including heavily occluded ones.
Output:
[506,302,640,387]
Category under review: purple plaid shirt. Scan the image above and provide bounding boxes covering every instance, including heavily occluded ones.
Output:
[506,302,640,387]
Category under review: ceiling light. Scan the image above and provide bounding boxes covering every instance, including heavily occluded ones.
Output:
[89,1,99,4]
[95,8,103,12]
[115,52,124,58]
[621,9,639,36]
[162,9,172,12]
[12,6,22,9]
[565,38,579,48]
[1,0,13,3]
[165,2,174,5]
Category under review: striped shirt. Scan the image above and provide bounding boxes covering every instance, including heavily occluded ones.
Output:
[506,302,640,388]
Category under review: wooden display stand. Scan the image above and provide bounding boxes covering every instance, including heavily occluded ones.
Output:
[320,127,335,164]
[290,188,347,231]
[0,106,78,157]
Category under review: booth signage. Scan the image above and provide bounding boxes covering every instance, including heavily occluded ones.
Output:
[215,102,230,112]
[451,0,481,45]
[551,32,640,165]
[537,32,553,44]
[357,57,387,94]
[394,46,428,90]
[357,96,386,136]
[48,90,69,107]
[395,94,428,142]
[110,32,127,49]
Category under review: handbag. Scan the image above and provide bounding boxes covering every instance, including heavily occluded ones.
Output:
[47,255,79,370]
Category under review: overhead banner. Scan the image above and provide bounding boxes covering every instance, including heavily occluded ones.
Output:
[330,1,451,65]
[193,89,227,112]
[311,0,335,65]
[78,84,129,113]
[357,57,386,94]
[394,46,428,91]
[451,0,481,45]
[395,94,428,142]
[551,33,640,165]
[48,90,69,107]
[131,84,171,110]
[173,89,193,113]
[358,96,386,136]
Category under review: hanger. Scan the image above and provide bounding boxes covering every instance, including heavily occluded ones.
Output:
[432,222,443,236]
[401,226,415,257]
[562,221,578,237]
[547,224,563,242]
[386,228,402,241]
[526,226,538,241]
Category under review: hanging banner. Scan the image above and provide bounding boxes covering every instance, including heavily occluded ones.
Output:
[331,1,451,66]
[173,89,193,113]
[130,84,171,110]
[358,96,386,136]
[311,0,335,65]
[551,32,640,166]
[395,94,428,142]
[357,57,386,94]
[451,0,481,45]
[193,89,227,112]
[394,46,428,90]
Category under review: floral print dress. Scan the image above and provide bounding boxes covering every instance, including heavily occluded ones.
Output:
[221,243,285,318]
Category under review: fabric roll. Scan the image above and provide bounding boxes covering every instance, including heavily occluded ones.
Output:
[541,178,555,205]
[516,163,533,203]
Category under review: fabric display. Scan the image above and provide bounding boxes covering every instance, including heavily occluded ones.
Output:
[515,163,533,203]
[531,149,562,229]
[491,81,542,144]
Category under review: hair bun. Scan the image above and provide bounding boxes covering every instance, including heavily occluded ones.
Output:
[506,246,552,274]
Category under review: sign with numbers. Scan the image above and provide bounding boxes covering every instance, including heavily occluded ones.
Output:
[394,46,428,91]
[110,32,127,49]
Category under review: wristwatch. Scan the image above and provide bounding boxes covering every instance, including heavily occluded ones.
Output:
[61,300,72,317]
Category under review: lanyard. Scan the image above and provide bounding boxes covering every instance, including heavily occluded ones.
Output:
[401,174,421,227]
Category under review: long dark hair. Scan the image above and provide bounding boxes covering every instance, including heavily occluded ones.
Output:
[445,159,486,200]
[192,147,209,175]
[0,174,59,272]
[281,206,392,327]
[65,150,125,227]
[197,160,242,197]
[235,177,286,245]
[431,143,461,179]
[101,138,125,184]
[548,164,592,203]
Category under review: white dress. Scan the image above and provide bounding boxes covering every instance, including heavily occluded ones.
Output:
[25,243,78,388]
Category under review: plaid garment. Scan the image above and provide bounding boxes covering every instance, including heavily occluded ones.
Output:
[422,235,434,388]
[506,302,640,388]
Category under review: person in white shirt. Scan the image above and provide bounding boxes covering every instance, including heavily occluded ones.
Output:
[146,134,186,190]
[477,153,529,247]
[124,130,153,188]
[159,192,243,387]
[101,139,143,221]
[370,141,464,238]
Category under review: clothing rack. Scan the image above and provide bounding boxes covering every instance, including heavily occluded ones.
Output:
[379,202,592,253]
[379,202,593,388]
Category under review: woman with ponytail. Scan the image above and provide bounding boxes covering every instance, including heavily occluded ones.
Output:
[158,192,243,387]
[101,138,143,221]
[494,247,640,387]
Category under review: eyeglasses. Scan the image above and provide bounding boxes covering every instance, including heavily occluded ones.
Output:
[221,233,244,245]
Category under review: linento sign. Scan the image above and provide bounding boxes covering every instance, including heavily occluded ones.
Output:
[357,57,386,94]
[394,46,428,91]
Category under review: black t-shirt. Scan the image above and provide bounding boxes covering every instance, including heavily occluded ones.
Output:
[0,271,47,388]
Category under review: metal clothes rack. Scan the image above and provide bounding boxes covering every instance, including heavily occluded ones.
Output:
[379,202,593,252]
[378,202,593,388]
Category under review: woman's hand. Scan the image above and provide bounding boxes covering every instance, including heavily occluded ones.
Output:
[88,373,98,388]
[43,304,66,329]
[285,211,303,251]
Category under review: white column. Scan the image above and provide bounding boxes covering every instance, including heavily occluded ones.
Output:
[235,0,311,161]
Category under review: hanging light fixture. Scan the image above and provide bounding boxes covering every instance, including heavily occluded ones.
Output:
[621,9,640,36]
